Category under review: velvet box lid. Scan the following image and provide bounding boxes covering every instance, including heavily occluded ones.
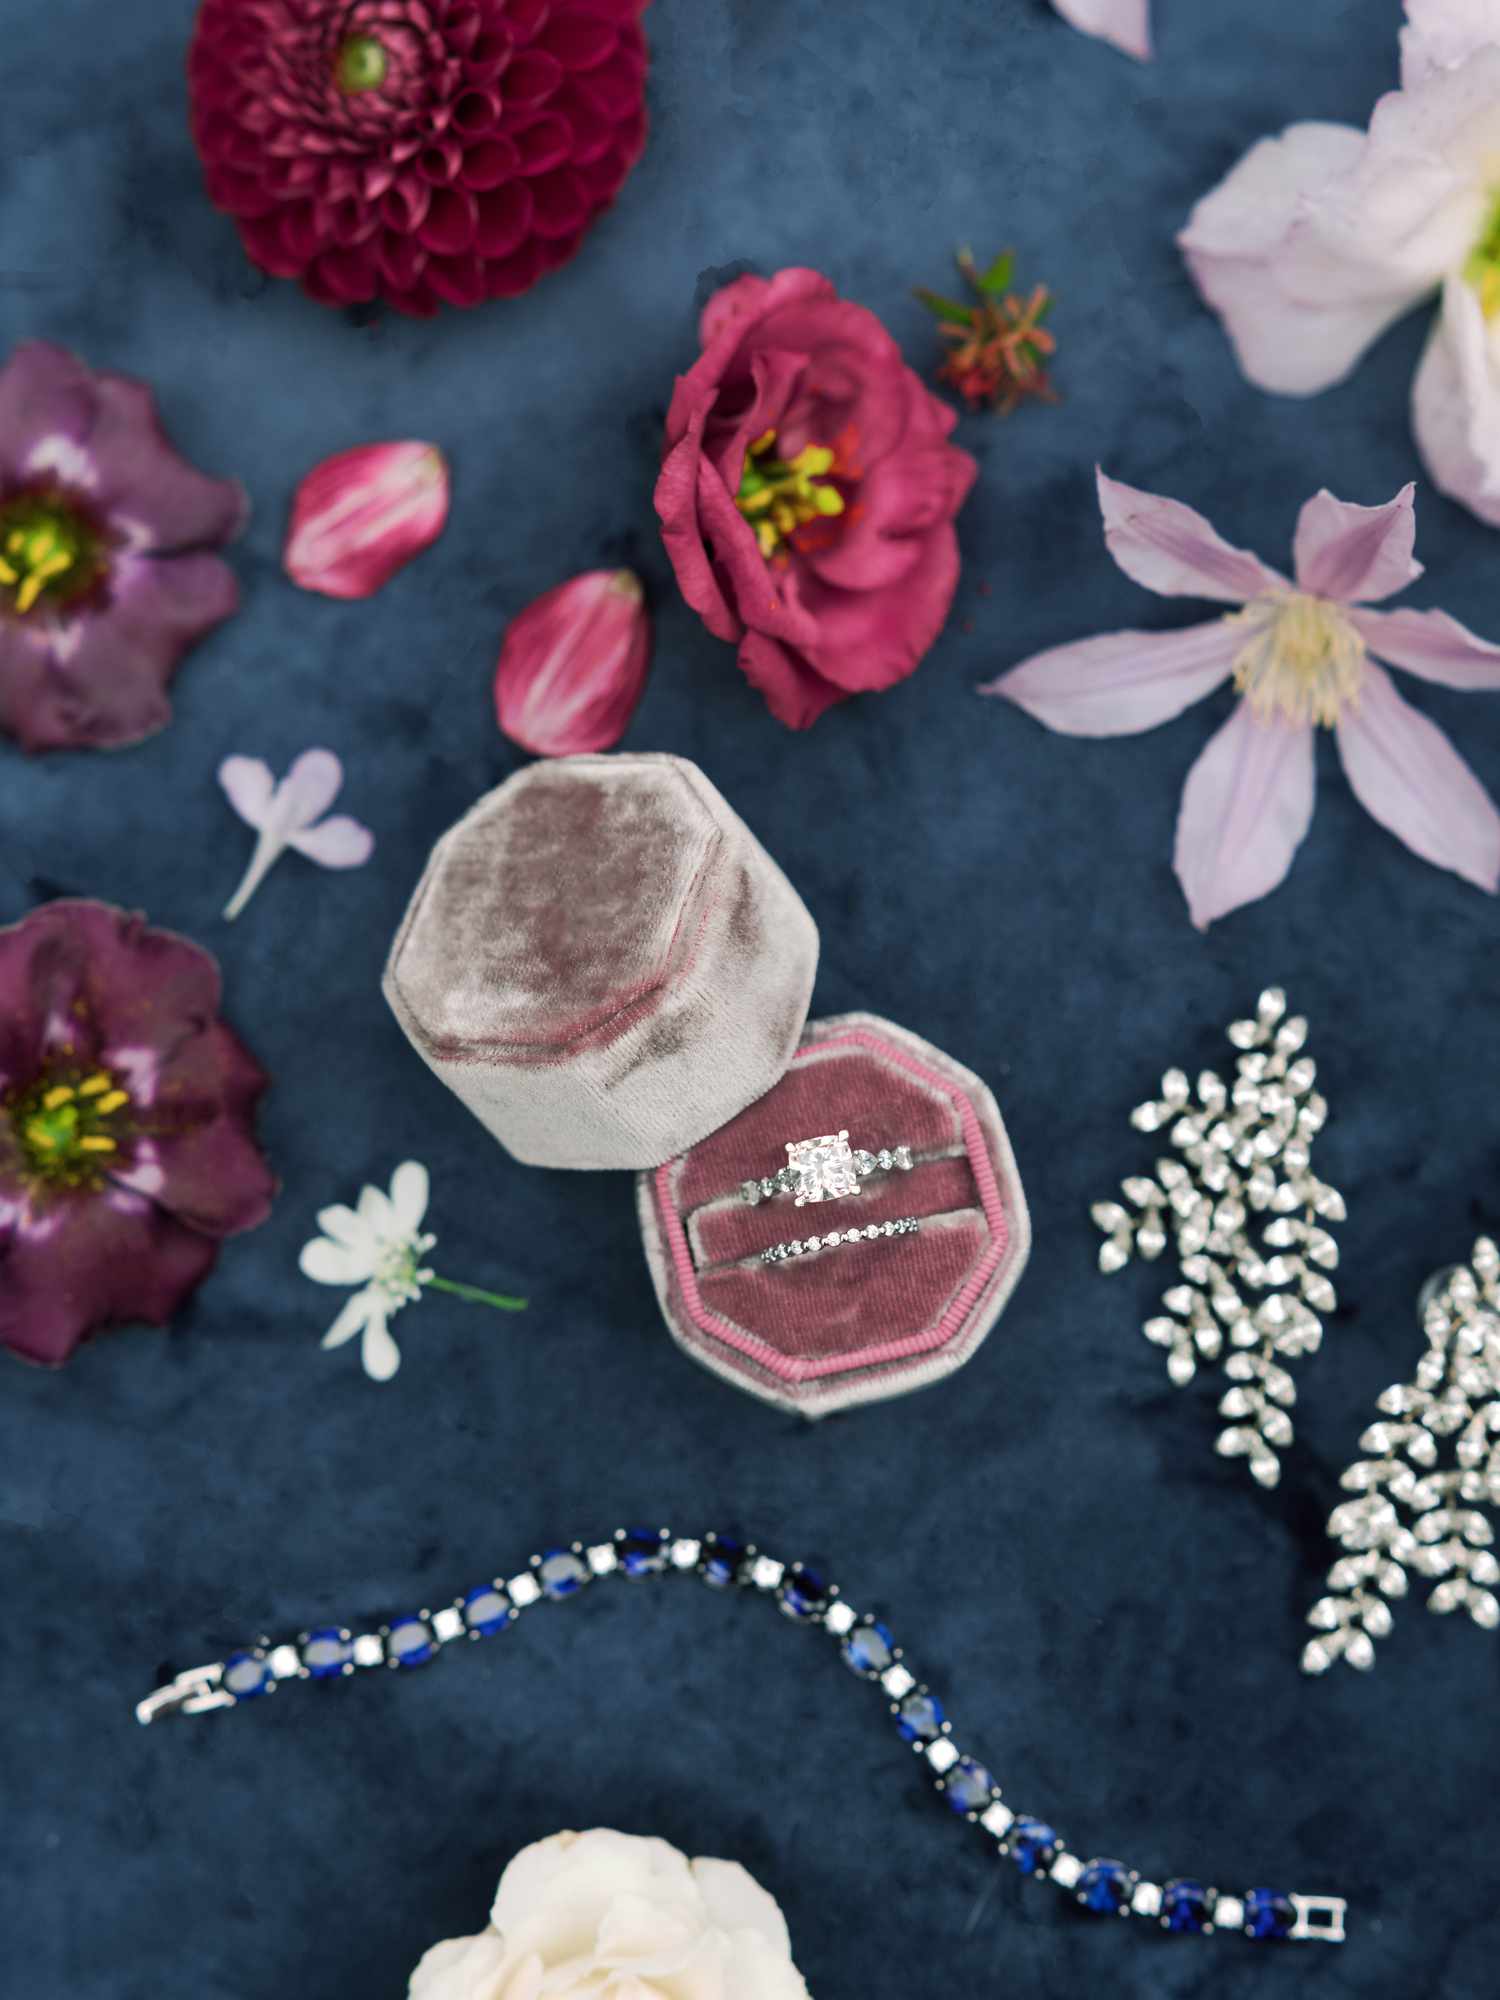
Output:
[383,753,820,1171]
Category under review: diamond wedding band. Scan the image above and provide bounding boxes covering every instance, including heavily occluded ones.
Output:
[761,1216,921,1265]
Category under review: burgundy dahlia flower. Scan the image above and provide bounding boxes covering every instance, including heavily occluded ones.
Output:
[655,268,978,729]
[188,0,652,315]
[0,343,244,755]
[0,902,276,1366]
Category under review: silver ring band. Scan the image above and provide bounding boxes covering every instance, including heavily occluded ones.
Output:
[741,1130,915,1207]
[762,1216,921,1265]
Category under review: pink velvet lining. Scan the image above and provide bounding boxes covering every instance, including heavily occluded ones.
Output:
[652,1028,1011,1384]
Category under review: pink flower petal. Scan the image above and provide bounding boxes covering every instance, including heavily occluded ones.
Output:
[218,755,276,829]
[493,569,652,757]
[1412,276,1500,527]
[1401,0,1500,86]
[284,442,450,600]
[1291,484,1421,603]
[1050,0,1151,59]
[1174,704,1316,929]
[279,749,345,830]
[1350,603,1500,690]
[983,619,1240,736]
[1336,660,1500,892]
[288,815,375,868]
[1178,116,1456,395]
[1096,471,1284,604]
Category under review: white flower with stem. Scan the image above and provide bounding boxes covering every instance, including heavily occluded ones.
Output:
[301,1161,526,1381]
[219,747,374,921]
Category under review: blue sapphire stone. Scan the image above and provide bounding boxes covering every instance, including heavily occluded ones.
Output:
[537,1549,588,1599]
[1008,1817,1059,1876]
[894,1691,944,1743]
[223,1650,271,1699]
[842,1620,895,1677]
[1078,1860,1130,1915]
[388,1617,435,1668]
[699,1535,746,1587]
[1244,1888,1294,1941]
[1162,1879,1211,1935]
[463,1586,511,1636]
[943,1758,995,1815]
[618,1528,667,1576]
[779,1564,829,1620]
[301,1629,352,1680]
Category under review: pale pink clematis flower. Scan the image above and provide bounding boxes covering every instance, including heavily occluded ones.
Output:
[1181,1,1500,527]
[1051,0,1150,59]
[983,471,1500,928]
[219,748,374,920]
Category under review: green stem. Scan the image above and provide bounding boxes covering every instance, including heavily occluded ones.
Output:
[425,1273,528,1311]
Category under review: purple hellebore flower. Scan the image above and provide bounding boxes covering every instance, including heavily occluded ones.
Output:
[0,342,245,754]
[219,748,375,921]
[983,471,1500,928]
[0,901,275,1366]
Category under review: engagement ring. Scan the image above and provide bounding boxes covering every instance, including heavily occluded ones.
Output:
[740,1131,915,1207]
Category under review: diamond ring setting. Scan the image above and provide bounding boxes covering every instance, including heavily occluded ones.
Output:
[740,1130,915,1207]
[761,1216,921,1265]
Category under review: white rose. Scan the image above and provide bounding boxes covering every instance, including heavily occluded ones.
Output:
[409,1829,813,2000]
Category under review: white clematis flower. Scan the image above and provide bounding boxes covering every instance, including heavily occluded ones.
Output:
[1181,1,1500,527]
[300,1161,525,1381]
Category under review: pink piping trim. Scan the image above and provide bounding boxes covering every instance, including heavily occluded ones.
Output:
[652,1030,1013,1384]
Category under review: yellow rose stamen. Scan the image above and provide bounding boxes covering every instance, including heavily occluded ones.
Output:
[735,431,846,561]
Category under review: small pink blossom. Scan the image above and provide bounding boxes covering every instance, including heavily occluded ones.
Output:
[493,568,651,757]
[219,748,374,920]
[283,441,448,599]
[1051,0,1151,59]
[983,471,1500,928]
[1180,3,1500,527]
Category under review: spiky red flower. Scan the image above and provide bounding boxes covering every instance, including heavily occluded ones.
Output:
[188,0,651,315]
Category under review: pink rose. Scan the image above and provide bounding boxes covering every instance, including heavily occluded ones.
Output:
[655,268,977,728]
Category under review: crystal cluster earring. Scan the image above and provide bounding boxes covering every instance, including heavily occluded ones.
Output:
[1092,989,1345,1490]
[1303,1239,1500,1674]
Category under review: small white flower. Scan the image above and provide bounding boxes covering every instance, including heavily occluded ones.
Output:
[219,747,374,921]
[301,1160,526,1382]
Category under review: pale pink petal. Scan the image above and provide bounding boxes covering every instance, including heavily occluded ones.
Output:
[983,620,1240,737]
[217,755,276,829]
[1292,484,1421,602]
[288,815,375,868]
[1179,116,1465,395]
[1412,276,1500,527]
[692,1860,792,1956]
[1174,705,1316,928]
[1050,0,1151,60]
[1336,660,1500,891]
[1350,603,1500,690]
[278,748,344,830]
[1096,470,1285,603]
[1401,0,1500,86]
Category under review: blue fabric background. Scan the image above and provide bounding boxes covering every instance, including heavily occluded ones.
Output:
[4,1,1499,1994]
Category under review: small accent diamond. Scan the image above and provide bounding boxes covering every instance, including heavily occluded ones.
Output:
[1215,1895,1245,1932]
[926,1738,959,1775]
[670,1538,701,1569]
[750,1556,785,1591]
[507,1573,541,1609]
[1050,1854,1083,1890]
[267,1644,301,1680]
[881,1664,916,1698]
[432,1606,464,1644]
[823,1602,857,1636]
[586,1544,618,1575]
[1132,1881,1163,1918]
[981,1802,1015,1837]
[351,1634,384,1668]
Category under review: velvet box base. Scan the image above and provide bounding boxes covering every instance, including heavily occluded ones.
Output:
[638,1012,1031,1416]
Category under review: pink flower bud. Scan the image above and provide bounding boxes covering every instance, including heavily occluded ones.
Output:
[494,569,652,757]
[284,441,449,599]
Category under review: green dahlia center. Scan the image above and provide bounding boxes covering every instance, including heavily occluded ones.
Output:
[0,494,103,618]
[8,1068,132,1187]
[335,33,390,94]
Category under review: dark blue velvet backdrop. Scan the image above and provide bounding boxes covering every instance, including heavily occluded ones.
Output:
[4,1,1499,1995]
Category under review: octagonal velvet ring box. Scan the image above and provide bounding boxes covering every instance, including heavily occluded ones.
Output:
[385,752,1030,1415]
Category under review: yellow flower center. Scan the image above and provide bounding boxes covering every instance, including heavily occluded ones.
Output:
[735,430,846,560]
[1467,191,1500,319]
[0,506,86,616]
[8,1068,133,1187]
[335,33,389,95]
[1229,592,1366,728]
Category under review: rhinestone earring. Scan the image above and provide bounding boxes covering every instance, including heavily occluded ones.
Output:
[1092,989,1345,1491]
[1303,1239,1500,1674]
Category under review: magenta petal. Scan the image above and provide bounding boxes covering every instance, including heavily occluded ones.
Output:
[0,341,97,465]
[284,442,450,600]
[0,1192,220,1367]
[1336,661,1500,892]
[1174,704,1316,929]
[1350,604,1500,690]
[289,816,375,868]
[1292,485,1422,603]
[983,619,1239,736]
[119,1020,275,1237]
[1096,469,1285,604]
[493,568,651,756]
[737,629,850,730]
[87,372,248,553]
